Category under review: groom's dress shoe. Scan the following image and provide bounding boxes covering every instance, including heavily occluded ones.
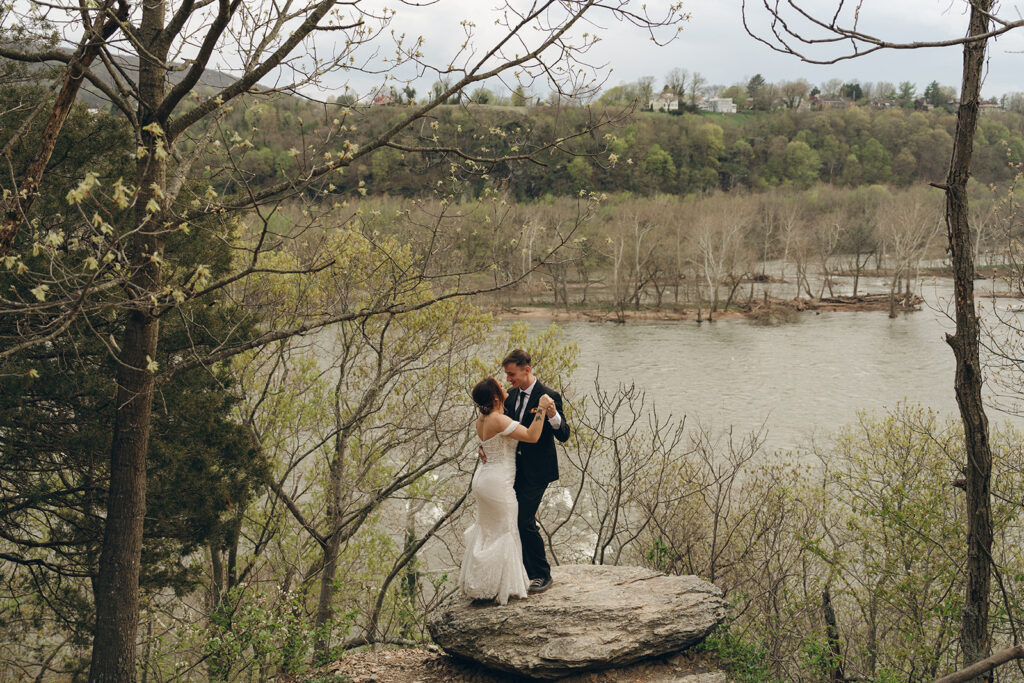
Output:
[528,576,553,594]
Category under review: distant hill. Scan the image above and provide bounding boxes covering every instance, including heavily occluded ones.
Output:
[191,95,1024,200]
[15,50,244,109]
[17,50,1024,200]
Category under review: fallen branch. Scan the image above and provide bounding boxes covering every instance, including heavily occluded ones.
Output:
[933,645,1024,683]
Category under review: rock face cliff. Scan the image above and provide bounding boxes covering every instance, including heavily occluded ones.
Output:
[428,564,726,680]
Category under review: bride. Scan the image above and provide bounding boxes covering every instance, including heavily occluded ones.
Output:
[459,377,554,605]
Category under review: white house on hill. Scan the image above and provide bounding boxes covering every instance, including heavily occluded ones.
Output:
[698,97,737,114]
[649,91,680,112]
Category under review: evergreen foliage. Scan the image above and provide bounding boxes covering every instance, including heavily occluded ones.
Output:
[0,88,264,669]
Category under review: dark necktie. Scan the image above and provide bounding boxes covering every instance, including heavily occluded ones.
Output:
[516,391,529,420]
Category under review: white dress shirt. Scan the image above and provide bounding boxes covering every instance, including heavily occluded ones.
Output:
[516,379,562,429]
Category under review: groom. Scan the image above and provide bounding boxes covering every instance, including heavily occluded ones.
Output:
[501,349,570,593]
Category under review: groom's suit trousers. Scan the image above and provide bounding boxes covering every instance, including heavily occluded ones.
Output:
[514,481,550,581]
[506,379,569,582]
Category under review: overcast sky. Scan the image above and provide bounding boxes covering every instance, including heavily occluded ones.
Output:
[638,0,1024,97]
[641,0,1024,96]
[332,0,1024,100]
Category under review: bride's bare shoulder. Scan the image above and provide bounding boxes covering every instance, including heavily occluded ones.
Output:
[480,413,513,441]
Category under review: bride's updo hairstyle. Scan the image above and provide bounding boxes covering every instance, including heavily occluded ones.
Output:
[472,377,503,415]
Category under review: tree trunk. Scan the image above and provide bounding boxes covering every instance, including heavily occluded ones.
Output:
[852,250,862,297]
[225,515,241,591]
[316,390,349,664]
[89,3,167,679]
[822,588,845,683]
[89,312,160,682]
[314,534,342,664]
[207,539,227,681]
[399,515,420,640]
[945,2,994,676]
[210,542,224,610]
[695,275,704,323]
[867,595,879,676]
[889,272,899,319]
[577,261,590,305]
[723,277,743,312]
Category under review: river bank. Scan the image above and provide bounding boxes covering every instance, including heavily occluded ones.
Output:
[490,292,925,323]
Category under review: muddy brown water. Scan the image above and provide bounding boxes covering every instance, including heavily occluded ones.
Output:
[515,276,1024,452]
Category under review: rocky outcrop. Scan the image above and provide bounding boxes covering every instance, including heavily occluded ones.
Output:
[428,564,726,680]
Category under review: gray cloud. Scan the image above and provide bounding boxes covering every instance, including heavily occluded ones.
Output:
[318,0,1024,99]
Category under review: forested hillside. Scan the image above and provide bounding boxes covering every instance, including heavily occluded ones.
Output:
[16,69,1022,206]
[195,97,1024,198]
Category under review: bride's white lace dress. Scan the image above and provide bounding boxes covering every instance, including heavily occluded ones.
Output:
[459,420,530,604]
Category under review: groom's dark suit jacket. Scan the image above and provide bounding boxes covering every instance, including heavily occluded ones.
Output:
[504,380,570,488]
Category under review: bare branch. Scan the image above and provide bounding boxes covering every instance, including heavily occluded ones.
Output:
[741,0,1024,65]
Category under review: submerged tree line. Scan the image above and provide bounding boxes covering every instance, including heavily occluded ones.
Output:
[355,180,1001,322]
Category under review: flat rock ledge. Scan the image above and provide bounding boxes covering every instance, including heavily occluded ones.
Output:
[428,564,726,680]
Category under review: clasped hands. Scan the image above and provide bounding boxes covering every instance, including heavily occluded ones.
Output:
[478,394,556,463]
[536,394,555,416]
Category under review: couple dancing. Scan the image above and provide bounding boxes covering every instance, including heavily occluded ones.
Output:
[458,349,570,605]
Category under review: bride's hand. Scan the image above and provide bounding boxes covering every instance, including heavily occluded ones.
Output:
[538,394,554,415]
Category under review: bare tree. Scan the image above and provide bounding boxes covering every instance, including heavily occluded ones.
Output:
[543,378,689,567]
[778,79,810,109]
[876,81,898,99]
[760,190,804,286]
[875,188,942,316]
[599,219,630,321]
[595,202,670,317]
[820,78,844,98]
[813,216,842,298]
[687,71,707,106]
[692,194,756,318]
[664,67,688,95]
[834,185,887,297]
[742,0,1020,675]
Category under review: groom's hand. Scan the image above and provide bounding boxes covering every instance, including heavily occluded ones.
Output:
[477,444,487,464]
[544,398,556,418]
[539,394,555,417]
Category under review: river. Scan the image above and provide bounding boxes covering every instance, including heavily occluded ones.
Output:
[519,275,1024,452]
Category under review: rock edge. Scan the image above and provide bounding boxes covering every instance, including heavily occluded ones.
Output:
[428,564,726,680]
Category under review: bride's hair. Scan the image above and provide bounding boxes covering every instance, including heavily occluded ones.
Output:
[471,377,503,415]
